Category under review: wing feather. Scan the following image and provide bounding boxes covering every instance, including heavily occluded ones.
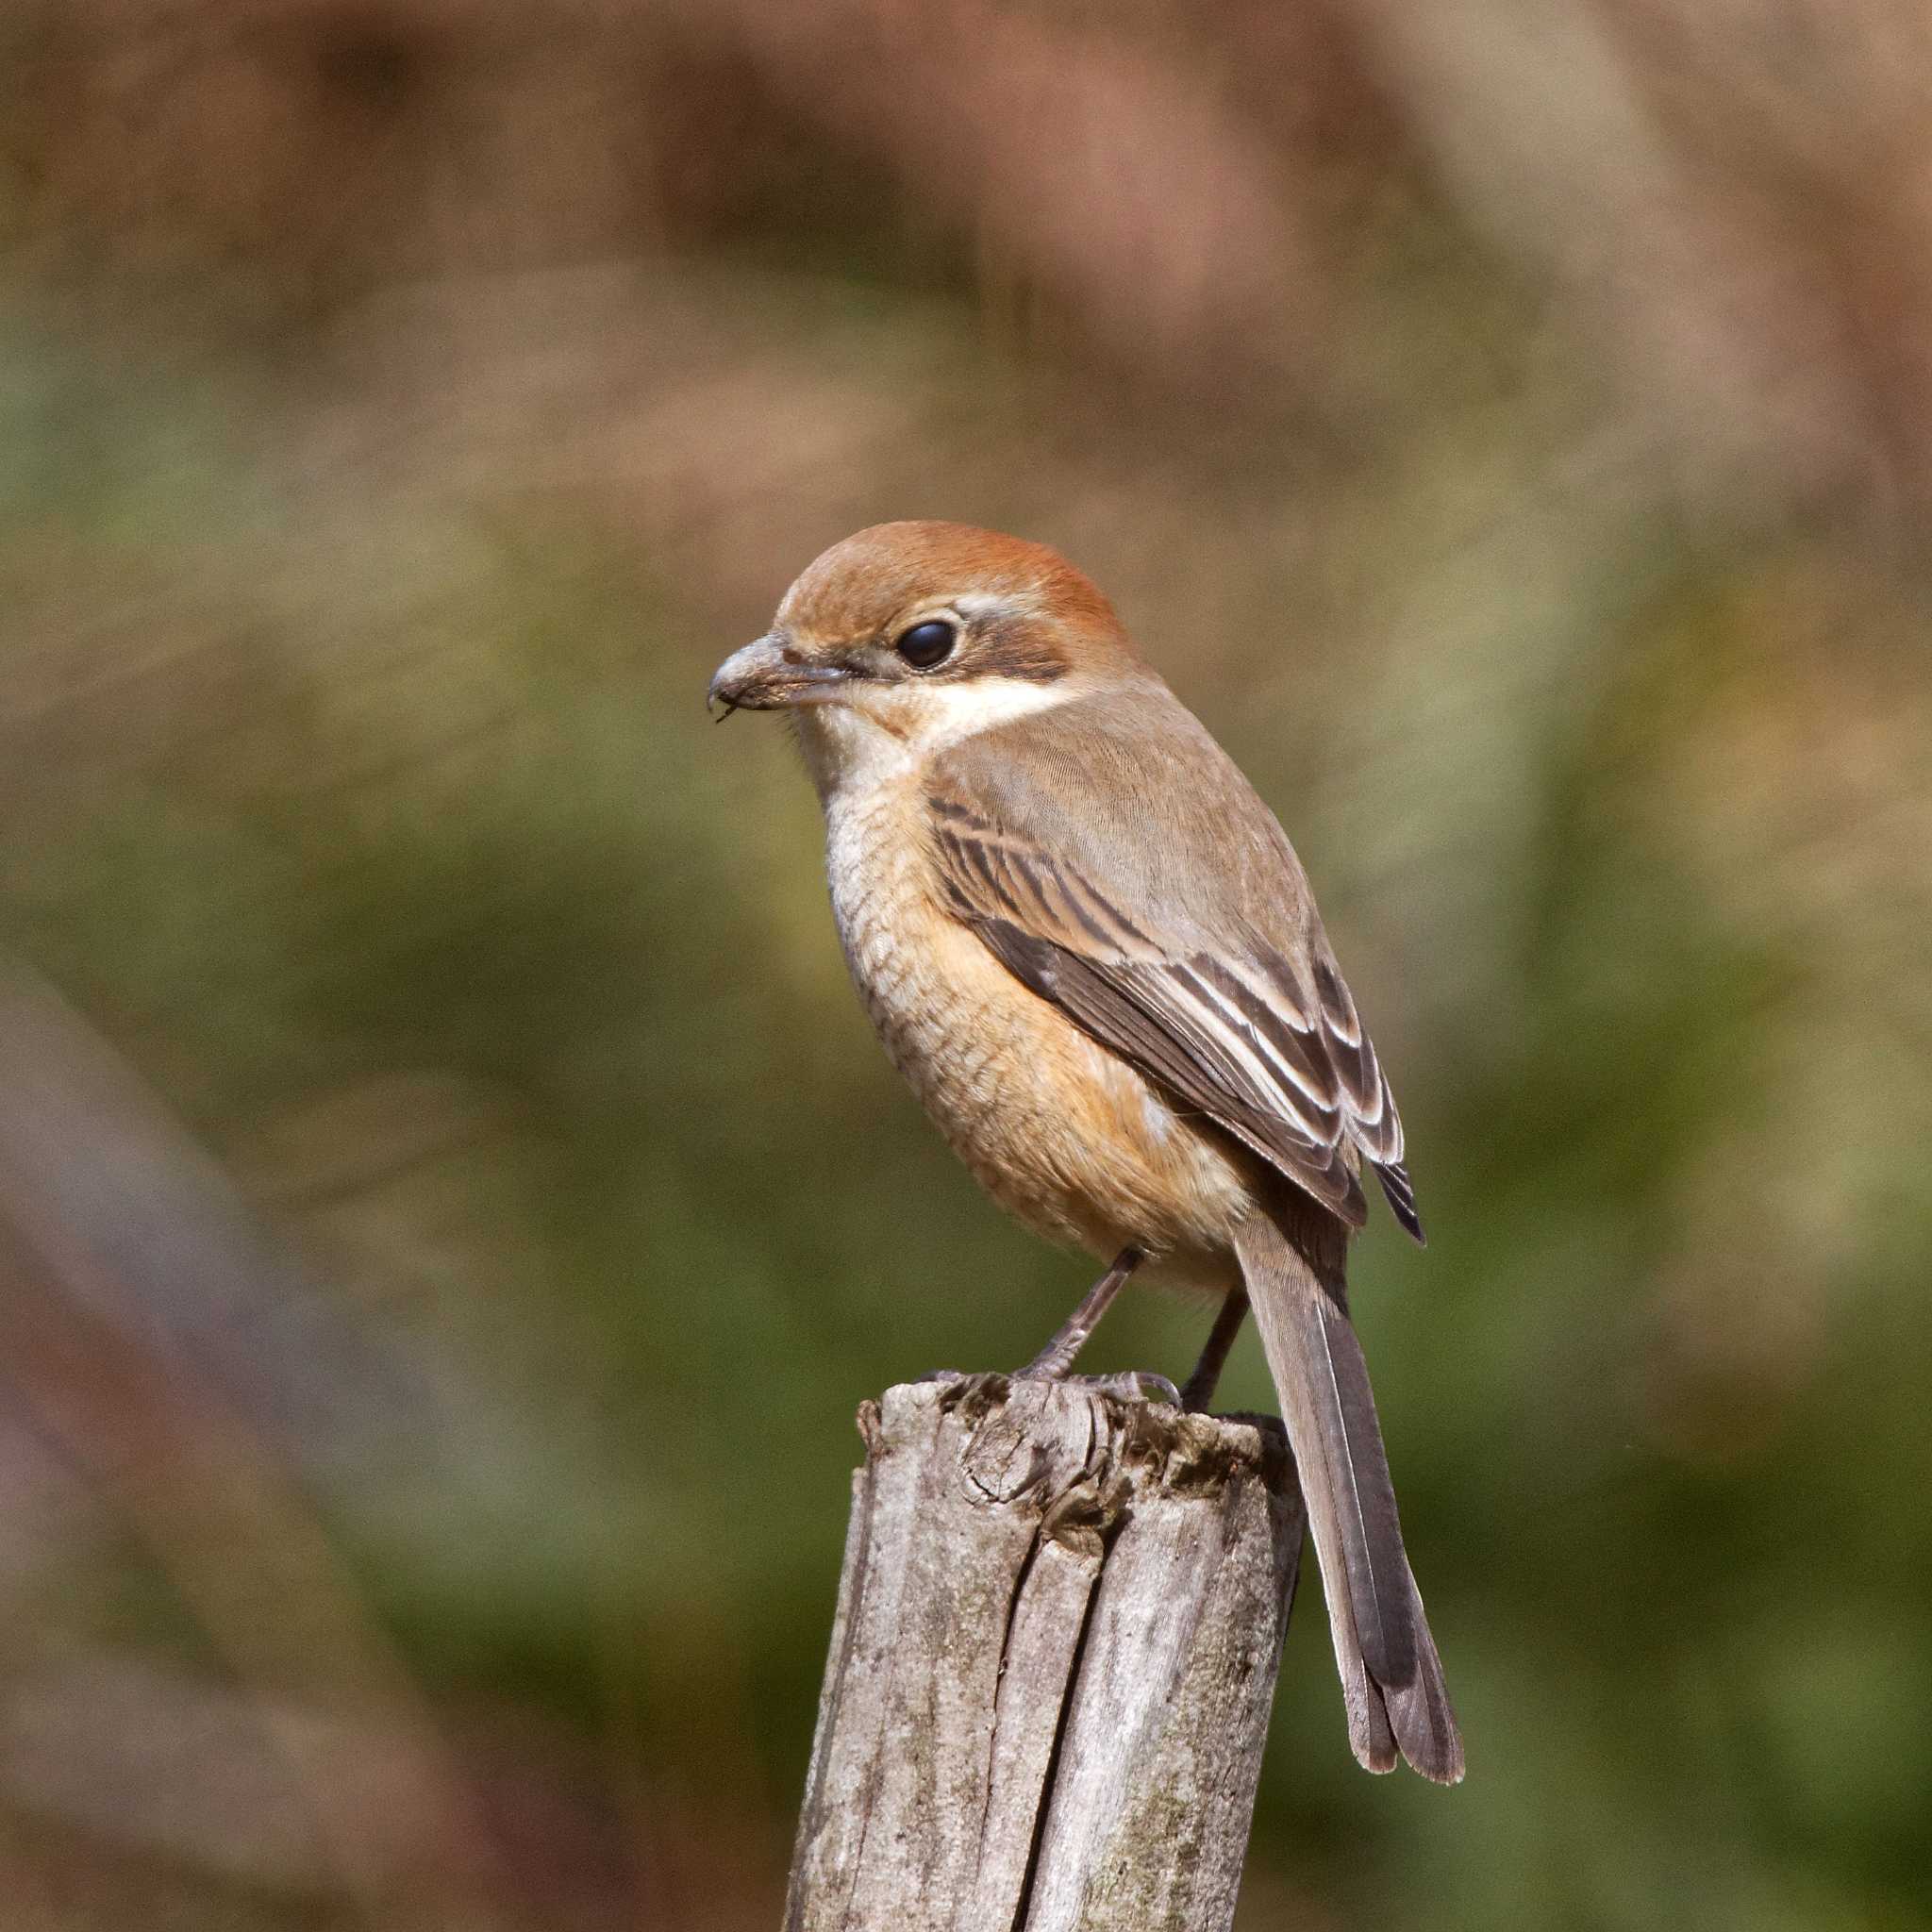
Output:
[927,745,1422,1240]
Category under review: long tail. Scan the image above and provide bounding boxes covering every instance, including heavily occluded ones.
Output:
[1234,1210,1463,1783]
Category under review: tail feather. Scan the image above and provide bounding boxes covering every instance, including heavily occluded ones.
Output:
[1387,1589,1461,1779]
[1235,1212,1464,1785]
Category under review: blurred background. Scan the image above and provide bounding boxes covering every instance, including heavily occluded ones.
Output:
[3,1,1930,1926]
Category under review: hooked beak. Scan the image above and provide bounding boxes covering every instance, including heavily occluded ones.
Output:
[707,635,854,719]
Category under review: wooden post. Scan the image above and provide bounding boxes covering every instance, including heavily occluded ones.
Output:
[785,1374,1305,1932]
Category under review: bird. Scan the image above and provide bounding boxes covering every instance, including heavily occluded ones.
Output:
[708,520,1462,1784]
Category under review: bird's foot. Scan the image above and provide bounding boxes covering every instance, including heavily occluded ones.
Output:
[1012,1365,1181,1407]
[913,1363,1179,1406]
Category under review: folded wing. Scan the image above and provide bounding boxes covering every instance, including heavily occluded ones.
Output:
[924,704,1423,1241]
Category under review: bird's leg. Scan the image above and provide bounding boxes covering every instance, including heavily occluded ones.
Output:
[1017,1246,1142,1379]
[1178,1288,1249,1412]
[1012,1249,1177,1403]
[915,1248,1155,1395]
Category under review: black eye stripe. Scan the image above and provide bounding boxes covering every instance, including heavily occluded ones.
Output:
[894,620,957,669]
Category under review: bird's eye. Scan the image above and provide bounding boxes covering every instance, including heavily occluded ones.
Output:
[894,620,957,670]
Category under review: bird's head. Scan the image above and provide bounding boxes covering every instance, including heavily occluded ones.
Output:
[708,522,1148,775]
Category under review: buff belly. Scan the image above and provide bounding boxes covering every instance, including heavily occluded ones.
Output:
[823,778,1252,1291]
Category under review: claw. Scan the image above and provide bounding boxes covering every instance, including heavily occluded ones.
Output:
[1013,1367,1180,1407]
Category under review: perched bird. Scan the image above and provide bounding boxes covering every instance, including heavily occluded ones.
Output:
[708,521,1462,1783]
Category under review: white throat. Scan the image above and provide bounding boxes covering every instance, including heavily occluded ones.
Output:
[795,676,1078,804]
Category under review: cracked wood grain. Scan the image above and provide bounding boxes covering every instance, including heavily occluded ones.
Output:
[785,1375,1304,1932]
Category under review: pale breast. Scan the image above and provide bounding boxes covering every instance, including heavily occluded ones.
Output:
[821,774,1250,1280]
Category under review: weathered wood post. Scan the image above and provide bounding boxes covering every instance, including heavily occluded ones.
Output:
[785,1374,1304,1932]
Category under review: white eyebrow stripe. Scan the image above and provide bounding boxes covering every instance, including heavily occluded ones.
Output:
[951,590,1043,623]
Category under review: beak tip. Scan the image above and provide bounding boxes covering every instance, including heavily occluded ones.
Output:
[706,634,841,719]
[704,669,740,721]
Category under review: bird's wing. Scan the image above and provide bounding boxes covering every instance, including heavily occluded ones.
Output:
[924,686,1422,1239]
